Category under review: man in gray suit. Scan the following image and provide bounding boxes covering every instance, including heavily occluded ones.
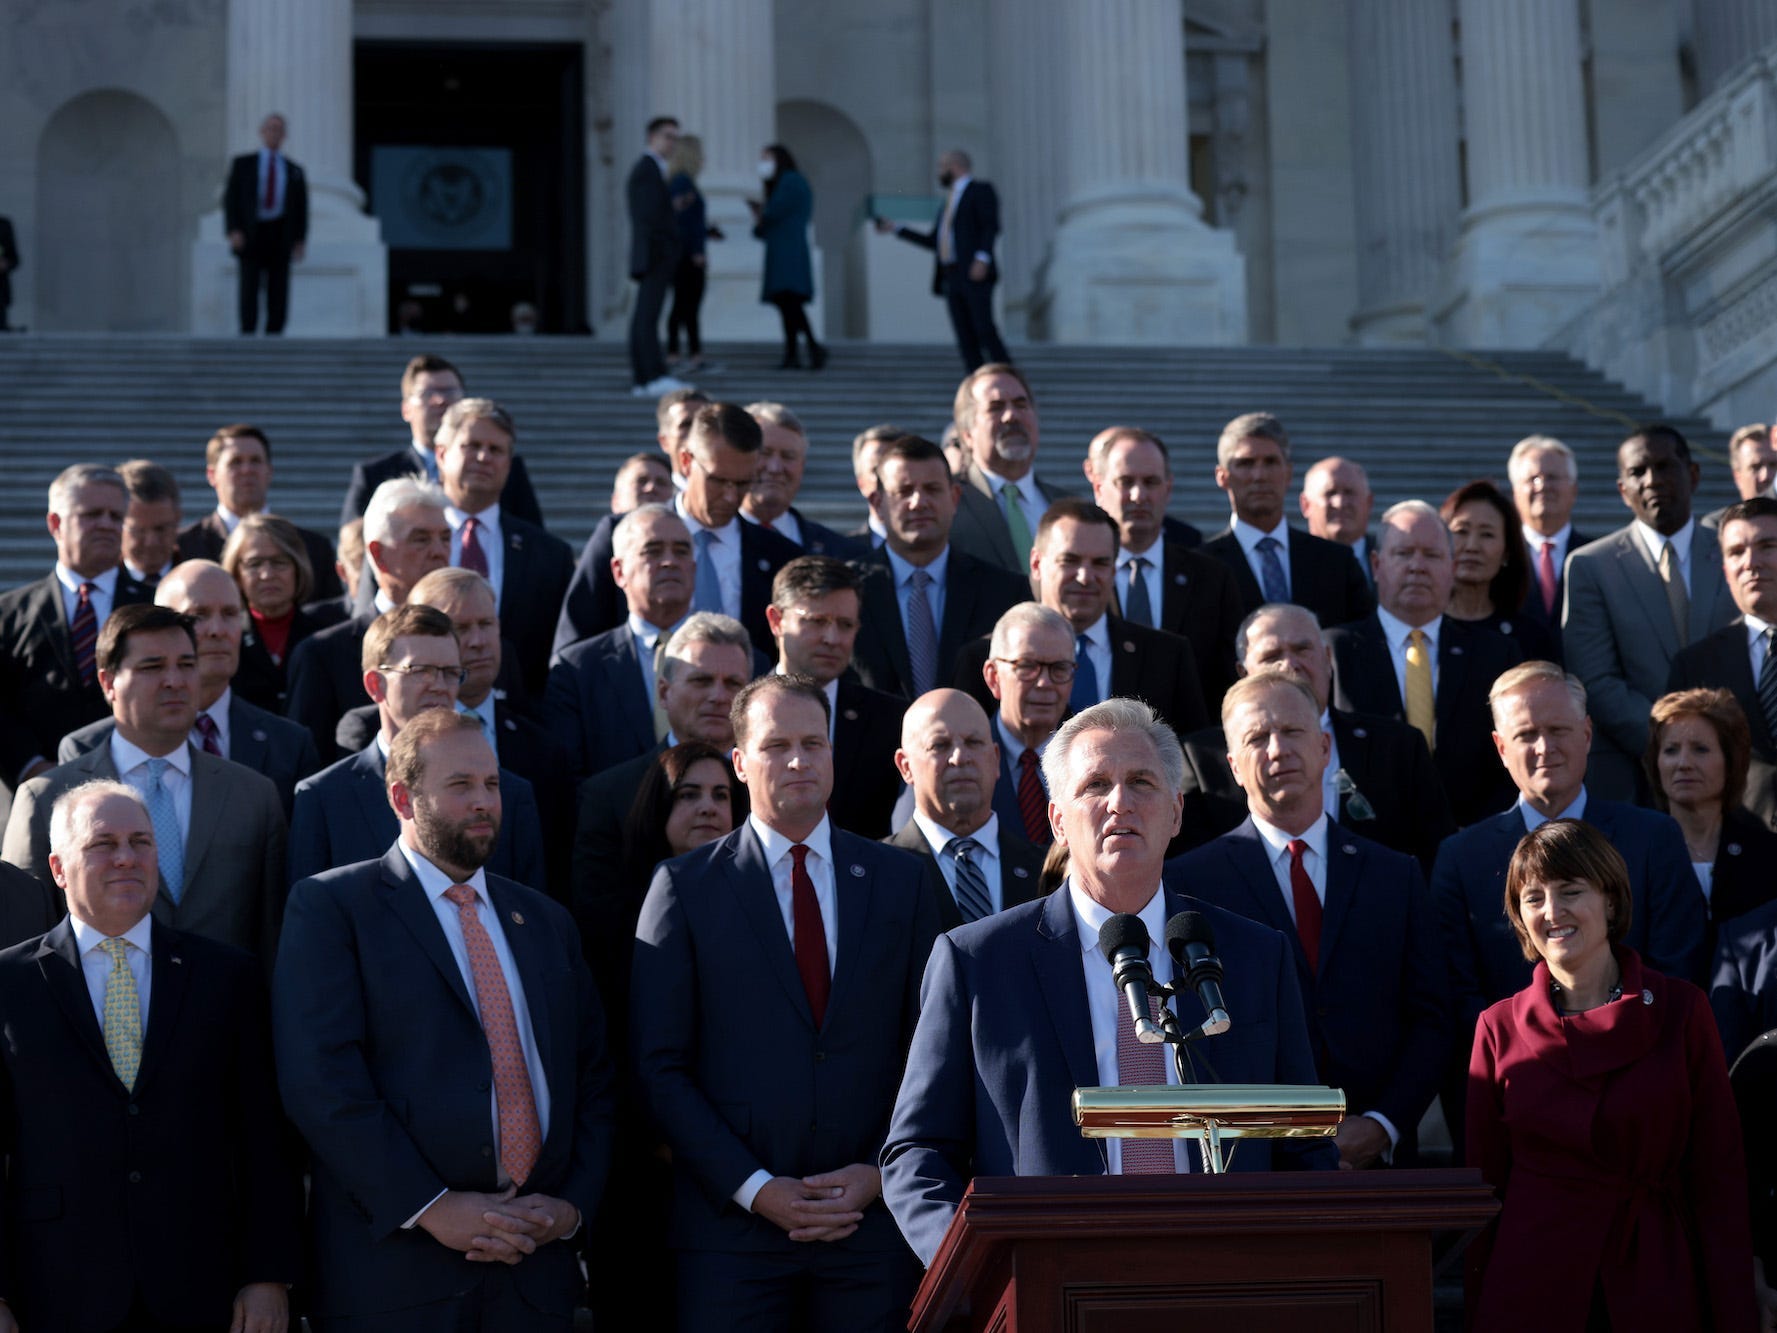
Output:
[946,364,1068,575]
[1565,425,1740,800]
[58,561,320,817]
[2,603,287,959]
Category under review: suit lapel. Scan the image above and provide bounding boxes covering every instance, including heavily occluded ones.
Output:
[737,524,774,625]
[1317,826,1362,974]
[1435,624,1471,732]
[352,746,397,851]
[134,921,189,1099]
[1690,526,1730,639]
[823,833,873,1027]
[1617,532,1681,655]
[864,561,915,695]
[183,747,224,886]
[1222,822,1298,940]
[606,632,655,755]
[377,846,479,1019]
[35,922,117,1088]
[31,575,77,680]
[228,698,270,772]
[965,465,1018,571]
[831,689,865,793]
[1032,889,1101,1092]
[937,555,981,669]
[725,828,817,1027]
[487,876,554,1071]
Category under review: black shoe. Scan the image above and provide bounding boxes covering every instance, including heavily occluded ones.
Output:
[808,343,828,371]
[777,352,802,370]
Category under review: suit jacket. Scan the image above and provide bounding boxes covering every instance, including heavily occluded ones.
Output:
[627,152,680,278]
[58,694,320,820]
[850,547,1030,700]
[233,602,333,716]
[631,822,943,1252]
[272,847,613,1318]
[1164,820,1449,1158]
[1712,894,1777,1062]
[492,511,576,699]
[174,510,343,602]
[895,178,1001,295]
[1668,619,1777,831]
[1326,613,1522,827]
[545,623,657,780]
[0,857,62,951]
[286,609,374,762]
[1710,806,1777,928]
[829,678,910,839]
[2,743,288,961]
[880,885,1335,1265]
[1200,526,1374,629]
[1564,522,1739,800]
[225,150,308,245]
[1177,710,1455,872]
[1516,527,1593,665]
[339,444,542,528]
[758,507,859,559]
[952,615,1210,738]
[1129,540,1244,713]
[0,571,152,789]
[0,920,302,1331]
[949,462,1070,575]
[883,819,1044,930]
[554,511,803,658]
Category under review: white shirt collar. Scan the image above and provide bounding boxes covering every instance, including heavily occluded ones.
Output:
[1250,810,1330,861]
[748,812,834,869]
[673,495,738,541]
[987,469,1041,512]
[886,542,950,586]
[628,610,682,644]
[1231,515,1289,549]
[1634,517,1694,570]
[1523,522,1571,551]
[1067,876,1166,957]
[950,174,973,200]
[647,149,670,177]
[398,839,490,901]
[198,686,232,740]
[446,501,502,533]
[1747,612,1774,639]
[110,730,190,776]
[1519,787,1588,830]
[1375,603,1441,650]
[70,910,154,958]
[216,504,244,534]
[1077,612,1109,651]
[911,809,1000,859]
[55,563,119,598]
[995,712,1050,767]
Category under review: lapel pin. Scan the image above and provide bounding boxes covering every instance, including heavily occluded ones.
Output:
[1728,842,1743,856]
[843,708,859,721]
[1173,572,1187,585]
[1121,640,1135,653]
[1499,620,1513,634]
[252,728,268,741]
[504,717,517,732]
[1351,727,1367,738]
[1341,843,1357,855]
[170,955,183,965]
[1450,645,1464,656]
[1012,865,1030,879]
[510,911,525,926]
[757,558,772,572]
[1642,989,1654,1005]
[511,534,524,550]
[849,864,866,878]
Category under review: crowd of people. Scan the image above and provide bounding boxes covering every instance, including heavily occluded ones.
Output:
[1,346,1775,1330]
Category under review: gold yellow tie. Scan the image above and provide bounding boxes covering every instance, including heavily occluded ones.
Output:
[1405,628,1435,751]
[99,937,142,1090]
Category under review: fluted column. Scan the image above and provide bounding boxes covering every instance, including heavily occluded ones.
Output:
[1348,0,1461,344]
[1441,0,1599,347]
[1695,3,1777,95]
[1031,0,1245,344]
[988,0,1061,337]
[647,0,782,338]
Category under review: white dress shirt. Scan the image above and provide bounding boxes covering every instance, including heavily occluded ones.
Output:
[1746,613,1773,683]
[675,497,743,620]
[1375,605,1441,703]
[1634,517,1695,595]
[256,148,286,219]
[216,505,245,537]
[72,911,153,1033]
[995,713,1049,778]
[911,810,1004,914]
[193,686,234,759]
[742,507,803,547]
[1319,710,1343,828]
[447,502,506,607]
[1119,537,1166,621]
[410,440,439,481]
[886,544,949,642]
[110,733,193,844]
[56,562,119,627]
[1067,880,1192,1173]
[628,611,679,709]
[1075,614,1113,704]
[1230,517,1291,598]
[1519,786,1587,831]
[1522,522,1573,575]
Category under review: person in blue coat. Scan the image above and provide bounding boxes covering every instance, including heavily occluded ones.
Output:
[750,144,826,370]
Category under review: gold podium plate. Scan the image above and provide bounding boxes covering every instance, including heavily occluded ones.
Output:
[1072,1084,1345,1140]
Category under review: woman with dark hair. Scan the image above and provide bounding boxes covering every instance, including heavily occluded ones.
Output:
[1466,819,1755,1332]
[1441,479,1556,662]
[665,134,721,375]
[221,512,324,714]
[1646,687,1777,931]
[749,143,825,370]
[622,740,744,891]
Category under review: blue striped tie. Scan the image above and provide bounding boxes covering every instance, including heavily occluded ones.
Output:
[692,528,723,614]
[906,569,939,696]
[144,757,184,904]
[947,837,993,922]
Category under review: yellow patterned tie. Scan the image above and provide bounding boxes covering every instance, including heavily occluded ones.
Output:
[1405,628,1436,752]
[98,937,142,1090]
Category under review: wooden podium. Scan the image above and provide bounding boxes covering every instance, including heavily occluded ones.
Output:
[908,1171,1498,1333]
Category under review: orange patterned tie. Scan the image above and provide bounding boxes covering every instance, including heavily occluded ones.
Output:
[444,884,540,1186]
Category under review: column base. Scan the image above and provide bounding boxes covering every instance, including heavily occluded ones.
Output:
[1435,203,1602,348]
[1029,195,1246,345]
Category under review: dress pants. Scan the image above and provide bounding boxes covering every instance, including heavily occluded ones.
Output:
[675,1243,918,1333]
[629,262,674,385]
[942,264,1009,370]
[238,216,295,334]
[313,1267,574,1333]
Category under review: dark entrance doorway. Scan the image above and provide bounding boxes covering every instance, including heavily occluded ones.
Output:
[355,41,585,335]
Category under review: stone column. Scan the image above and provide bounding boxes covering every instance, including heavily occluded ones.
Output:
[1694,3,1777,95]
[1441,0,1599,347]
[987,0,1062,338]
[648,0,787,340]
[1032,0,1245,345]
[1347,0,1461,344]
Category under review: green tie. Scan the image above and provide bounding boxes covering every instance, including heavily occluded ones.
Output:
[1001,482,1033,565]
[98,937,142,1090]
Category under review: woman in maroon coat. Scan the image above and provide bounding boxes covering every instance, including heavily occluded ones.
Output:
[1466,819,1756,1332]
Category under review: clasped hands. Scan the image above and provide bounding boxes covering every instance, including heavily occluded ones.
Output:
[419,1186,579,1264]
[752,1163,880,1242]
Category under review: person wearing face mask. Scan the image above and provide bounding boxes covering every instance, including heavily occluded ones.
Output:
[874,149,1009,371]
[748,144,826,371]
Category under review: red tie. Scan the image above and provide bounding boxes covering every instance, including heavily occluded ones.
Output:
[1287,839,1322,972]
[70,581,98,687]
[789,845,830,1027]
[1016,749,1050,845]
[459,516,490,576]
[1536,540,1558,616]
[194,713,223,757]
[262,153,277,210]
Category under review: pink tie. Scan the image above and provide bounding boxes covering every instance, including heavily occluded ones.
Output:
[194,713,223,757]
[1115,988,1176,1174]
[1536,540,1557,616]
[459,517,490,577]
[442,884,540,1186]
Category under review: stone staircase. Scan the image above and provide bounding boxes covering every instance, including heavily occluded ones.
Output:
[0,335,1735,590]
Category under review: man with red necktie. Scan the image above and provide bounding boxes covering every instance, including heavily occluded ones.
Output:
[977,602,1076,847]
[225,113,308,335]
[632,673,943,1332]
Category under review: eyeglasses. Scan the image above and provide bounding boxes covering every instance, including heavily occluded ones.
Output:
[377,663,467,686]
[689,455,755,497]
[241,556,294,575]
[994,657,1076,684]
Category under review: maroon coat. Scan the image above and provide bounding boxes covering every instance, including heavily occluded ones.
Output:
[1466,949,1756,1331]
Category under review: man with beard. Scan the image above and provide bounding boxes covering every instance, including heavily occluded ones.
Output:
[274,708,613,1328]
[946,365,1071,576]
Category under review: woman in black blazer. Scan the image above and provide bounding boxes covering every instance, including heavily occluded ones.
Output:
[222,513,330,714]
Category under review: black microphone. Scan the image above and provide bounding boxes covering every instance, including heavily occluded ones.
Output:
[1098,913,1165,1045]
[1165,911,1231,1038]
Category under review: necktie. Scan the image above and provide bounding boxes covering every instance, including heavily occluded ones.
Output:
[442,884,541,1186]
[1758,628,1777,744]
[1016,749,1049,845]
[645,632,672,741]
[1114,986,1176,1174]
[1405,629,1435,752]
[947,837,992,922]
[789,845,831,1026]
[1122,557,1154,627]
[1287,838,1322,972]
[461,702,497,756]
[1069,634,1100,713]
[1659,540,1689,640]
[691,528,723,614]
[71,581,98,686]
[1536,540,1558,616]
[262,152,277,210]
[1001,484,1034,567]
[144,757,184,904]
[460,516,490,577]
[194,712,223,757]
[1256,536,1289,603]
[938,185,958,264]
[98,938,142,1090]
[906,569,939,696]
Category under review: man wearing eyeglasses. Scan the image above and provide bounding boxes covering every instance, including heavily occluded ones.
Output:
[975,602,1076,847]
[288,604,547,890]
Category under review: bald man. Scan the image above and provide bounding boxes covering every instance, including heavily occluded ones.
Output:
[883,689,1044,929]
[57,560,321,817]
[1299,457,1375,585]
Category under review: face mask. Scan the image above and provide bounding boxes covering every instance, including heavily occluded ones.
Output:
[757,159,777,180]
[938,170,955,188]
